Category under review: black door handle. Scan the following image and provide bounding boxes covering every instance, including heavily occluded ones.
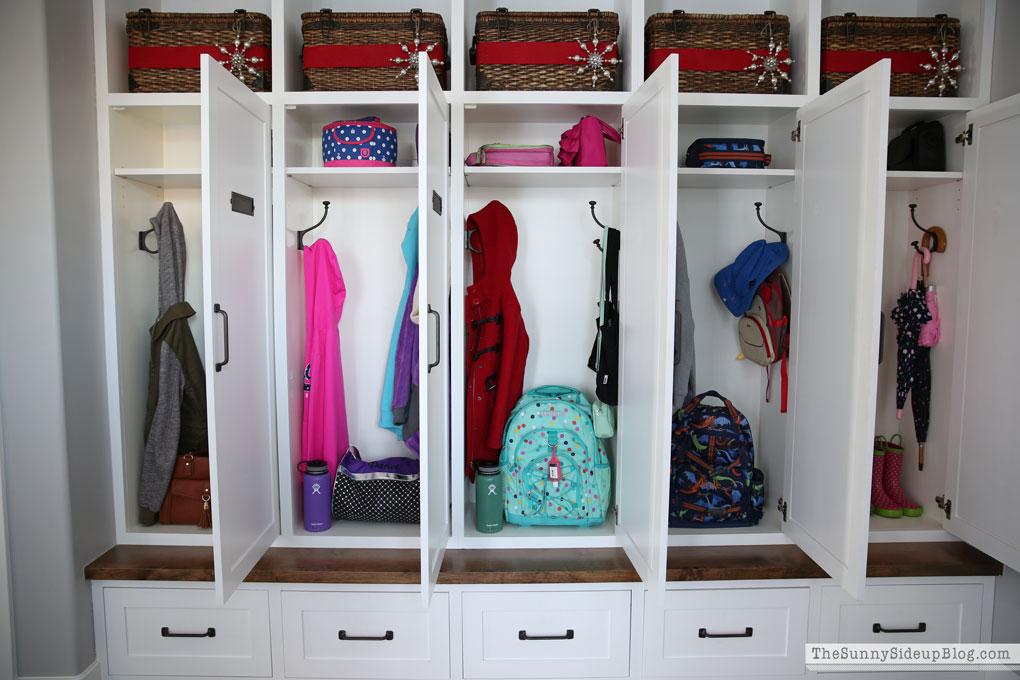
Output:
[427,305,441,373]
[338,630,394,641]
[873,622,927,634]
[699,627,753,638]
[161,626,216,638]
[519,629,574,641]
[214,304,229,372]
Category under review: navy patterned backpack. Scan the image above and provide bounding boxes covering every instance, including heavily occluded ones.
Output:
[668,391,764,528]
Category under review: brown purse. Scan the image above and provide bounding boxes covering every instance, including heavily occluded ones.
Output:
[159,452,212,528]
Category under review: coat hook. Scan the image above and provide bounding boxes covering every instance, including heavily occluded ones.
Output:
[754,202,787,243]
[589,200,612,231]
[908,204,945,253]
[298,200,330,250]
[138,226,158,253]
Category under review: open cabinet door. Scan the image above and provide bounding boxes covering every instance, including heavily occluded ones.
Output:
[617,55,678,596]
[200,56,278,604]
[418,52,451,607]
[782,60,890,600]
[943,93,1020,573]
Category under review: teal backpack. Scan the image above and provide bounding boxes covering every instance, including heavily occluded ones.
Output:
[500,386,611,527]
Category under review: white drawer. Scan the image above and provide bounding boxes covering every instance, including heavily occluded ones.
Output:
[820,583,984,644]
[643,587,809,677]
[102,587,271,677]
[461,590,631,679]
[281,591,450,679]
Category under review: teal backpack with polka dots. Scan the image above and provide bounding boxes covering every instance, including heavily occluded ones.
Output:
[500,386,611,527]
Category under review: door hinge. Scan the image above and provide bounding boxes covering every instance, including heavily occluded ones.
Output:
[777,497,788,522]
[617,121,624,140]
[614,504,620,525]
[790,121,801,142]
[935,495,952,520]
[955,123,973,146]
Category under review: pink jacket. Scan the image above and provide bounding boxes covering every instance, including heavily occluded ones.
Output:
[302,239,350,479]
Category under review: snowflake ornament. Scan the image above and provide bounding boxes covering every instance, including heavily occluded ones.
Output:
[391,33,442,84]
[568,37,621,88]
[215,36,263,85]
[745,39,793,92]
[921,42,963,96]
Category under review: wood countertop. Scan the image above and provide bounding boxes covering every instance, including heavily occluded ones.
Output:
[84,542,1000,584]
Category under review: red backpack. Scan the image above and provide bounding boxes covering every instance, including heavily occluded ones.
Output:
[737,270,791,412]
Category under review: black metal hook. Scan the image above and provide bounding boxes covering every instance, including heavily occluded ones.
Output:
[911,240,924,254]
[297,200,330,250]
[589,200,610,230]
[754,202,787,243]
[908,204,940,252]
[138,227,158,253]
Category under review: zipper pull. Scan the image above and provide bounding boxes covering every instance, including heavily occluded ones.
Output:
[548,446,562,490]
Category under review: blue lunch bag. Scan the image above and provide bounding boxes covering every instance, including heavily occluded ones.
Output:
[322,117,397,167]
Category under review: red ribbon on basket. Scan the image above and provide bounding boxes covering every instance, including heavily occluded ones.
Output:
[129,45,271,69]
[647,47,790,77]
[475,41,618,66]
[821,50,933,73]
[303,44,445,69]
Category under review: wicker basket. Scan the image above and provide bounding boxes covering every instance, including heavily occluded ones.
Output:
[301,9,448,91]
[645,11,792,94]
[821,14,962,97]
[471,9,622,91]
[126,9,271,92]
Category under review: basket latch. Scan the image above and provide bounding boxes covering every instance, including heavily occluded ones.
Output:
[495,7,510,38]
[843,12,858,43]
[137,8,153,39]
[587,8,602,41]
[409,7,423,33]
[672,10,688,39]
[762,10,777,40]
[232,9,250,36]
[934,13,953,43]
[318,8,335,40]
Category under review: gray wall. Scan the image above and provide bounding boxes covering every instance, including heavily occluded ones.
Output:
[0,0,112,676]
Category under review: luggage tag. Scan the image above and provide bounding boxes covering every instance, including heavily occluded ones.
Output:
[548,446,562,490]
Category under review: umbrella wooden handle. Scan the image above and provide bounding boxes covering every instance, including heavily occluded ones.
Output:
[918,442,925,471]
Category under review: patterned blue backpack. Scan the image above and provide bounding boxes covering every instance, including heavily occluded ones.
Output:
[668,390,764,527]
[500,386,611,527]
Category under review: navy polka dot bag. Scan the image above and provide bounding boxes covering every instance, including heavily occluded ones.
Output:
[322,117,397,167]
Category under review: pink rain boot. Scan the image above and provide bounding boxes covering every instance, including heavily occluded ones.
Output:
[871,437,903,518]
[882,434,923,517]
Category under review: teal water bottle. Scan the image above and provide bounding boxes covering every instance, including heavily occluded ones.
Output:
[474,463,504,533]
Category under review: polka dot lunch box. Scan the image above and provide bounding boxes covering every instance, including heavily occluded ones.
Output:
[322,117,397,167]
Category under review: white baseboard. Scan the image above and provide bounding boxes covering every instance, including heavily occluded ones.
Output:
[20,659,101,680]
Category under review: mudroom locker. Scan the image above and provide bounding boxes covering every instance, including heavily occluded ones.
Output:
[75,0,1020,678]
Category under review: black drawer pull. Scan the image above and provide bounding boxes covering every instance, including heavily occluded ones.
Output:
[873,622,927,634]
[161,626,215,638]
[338,630,394,641]
[699,627,753,639]
[519,629,574,641]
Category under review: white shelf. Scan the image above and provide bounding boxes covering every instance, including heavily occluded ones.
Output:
[667,510,790,547]
[273,519,421,549]
[886,171,964,191]
[676,94,810,124]
[114,168,201,189]
[889,97,985,128]
[867,510,955,543]
[286,166,419,188]
[465,166,621,188]
[677,168,795,189]
[455,507,619,549]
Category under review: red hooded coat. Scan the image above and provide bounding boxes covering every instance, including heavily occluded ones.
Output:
[465,201,529,480]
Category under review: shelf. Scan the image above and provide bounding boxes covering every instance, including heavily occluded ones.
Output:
[867,510,954,543]
[114,168,201,189]
[676,168,795,189]
[274,518,421,549]
[283,92,419,125]
[886,171,963,191]
[456,507,619,549]
[667,510,790,547]
[889,97,984,128]
[286,167,419,188]
[676,94,809,124]
[465,166,621,188]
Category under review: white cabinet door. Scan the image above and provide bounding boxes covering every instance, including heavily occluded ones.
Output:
[944,92,1020,574]
[782,60,890,600]
[200,55,278,604]
[617,54,678,595]
[419,52,451,606]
